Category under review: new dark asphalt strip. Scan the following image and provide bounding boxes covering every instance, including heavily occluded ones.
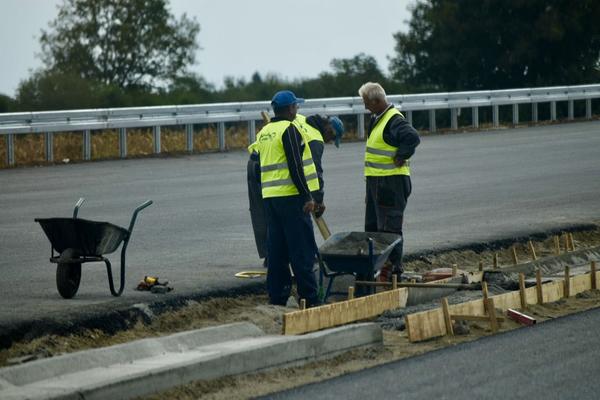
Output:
[264,307,600,400]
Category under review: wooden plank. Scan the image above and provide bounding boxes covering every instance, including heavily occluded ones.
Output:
[592,261,597,290]
[507,308,536,326]
[283,288,408,335]
[564,266,571,298]
[441,297,454,336]
[487,298,499,333]
[569,233,575,251]
[519,273,527,309]
[528,240,537,260]
[554,235,561,255]
[571,271,592,295]
[511,246,519,265]
[536,269,543,304]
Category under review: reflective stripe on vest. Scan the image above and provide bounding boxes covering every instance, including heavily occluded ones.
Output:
[255,120,319,198]
[294,114,324,143]
[364,108,411,177]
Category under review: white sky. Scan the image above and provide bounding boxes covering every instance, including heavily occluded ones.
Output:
[0,0,413,97]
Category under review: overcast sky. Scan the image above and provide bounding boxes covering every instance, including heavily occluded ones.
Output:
[0,0,413,97]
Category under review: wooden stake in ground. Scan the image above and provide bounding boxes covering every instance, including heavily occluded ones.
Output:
[452,264,458,276]
[563,234,570,253]
[493,253,499,269]
[482,281,489,311]
[348,286,355,300]
[518,273,527,309]
[564,266,570,298]
[486,298,499,333]
[300,299,306,310]
[568,233,575,251]
[441,297,454,336]
[592,261,597,290]
[478,259,483,271]
[511,246,519,265]
[536,269,543,304]
[528,240,537,260]
[554,236,561,255]
[392,274,398,290]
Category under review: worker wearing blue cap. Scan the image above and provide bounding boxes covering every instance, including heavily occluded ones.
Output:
[249,90,323,307]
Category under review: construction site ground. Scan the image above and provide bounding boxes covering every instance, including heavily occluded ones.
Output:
[2,226,600,399]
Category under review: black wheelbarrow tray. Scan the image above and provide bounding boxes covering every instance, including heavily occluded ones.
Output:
[35,198,153,298]
[318,231,402,301]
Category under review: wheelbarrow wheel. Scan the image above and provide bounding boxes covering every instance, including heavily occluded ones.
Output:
[56,262,81,299]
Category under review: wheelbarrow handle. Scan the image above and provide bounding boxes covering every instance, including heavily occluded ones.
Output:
[73,197,86,219]
[127,200,153,233]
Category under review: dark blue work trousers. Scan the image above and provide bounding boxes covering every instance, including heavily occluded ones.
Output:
[264,195,319,306]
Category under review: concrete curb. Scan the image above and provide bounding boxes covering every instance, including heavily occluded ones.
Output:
[0,322,382,400]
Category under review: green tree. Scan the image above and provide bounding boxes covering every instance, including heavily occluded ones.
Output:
[390,0,600,91]
[40,0,200,89]
[0,94,16,113]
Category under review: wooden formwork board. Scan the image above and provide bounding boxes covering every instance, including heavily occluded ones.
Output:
[283,288,408,335]
[406,271,600,342]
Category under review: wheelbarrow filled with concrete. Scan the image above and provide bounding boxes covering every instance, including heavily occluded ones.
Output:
[35,198,153,299]
[317,231,402,300]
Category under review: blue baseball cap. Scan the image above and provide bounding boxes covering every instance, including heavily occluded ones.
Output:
[271,90,305,108]
[329,116,344,148]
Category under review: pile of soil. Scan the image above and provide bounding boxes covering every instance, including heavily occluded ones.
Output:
[1,227,599,399]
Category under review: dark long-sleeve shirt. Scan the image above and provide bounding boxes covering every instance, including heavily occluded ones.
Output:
[271,117,313,203]
[367,105,420,160]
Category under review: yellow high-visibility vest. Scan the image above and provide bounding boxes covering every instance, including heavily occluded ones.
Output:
[254,120,319,198]
[364,108,410,177]
[293,114,323,143]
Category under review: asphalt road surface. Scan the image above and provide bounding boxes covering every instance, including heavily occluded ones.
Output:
[264,307,600,400]
[1,121,599,329]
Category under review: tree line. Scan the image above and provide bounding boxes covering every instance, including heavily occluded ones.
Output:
[1,0,598,113]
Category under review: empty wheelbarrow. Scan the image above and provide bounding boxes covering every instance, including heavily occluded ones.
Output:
[317,231,402,301]
[35,198,153,298]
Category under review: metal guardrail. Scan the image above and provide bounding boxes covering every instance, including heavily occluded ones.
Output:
[1,84,599,166]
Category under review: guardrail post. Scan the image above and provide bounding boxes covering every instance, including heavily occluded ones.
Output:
[248,120,256,144]
[429,109,436,132]
[218,122,226,151]
[586,99,592,119]
[405,110,413,125]
[153,126,161,154]
[532,103,538,123]
[512,104,519,125]
[357,113,365,139]
[451,108,458,130]
[492,105,499,127]
[83,129,91,160]
[472,106,479,128]
[568,100,574,120]
[6,134,15,166]
[185,124,193,153]
[118,128,127,158]
[550,101,557,121]
[44,132,53,162]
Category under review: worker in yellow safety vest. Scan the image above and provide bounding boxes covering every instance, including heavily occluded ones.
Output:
[358,82,420,283]
[247,113,344,268]
[251,90,323,307]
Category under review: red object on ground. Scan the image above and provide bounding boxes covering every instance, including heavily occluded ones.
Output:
[507,308,537,326]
